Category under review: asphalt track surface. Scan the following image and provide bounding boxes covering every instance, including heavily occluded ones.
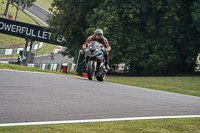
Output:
[0,69,200,124]
[26,3,51,25]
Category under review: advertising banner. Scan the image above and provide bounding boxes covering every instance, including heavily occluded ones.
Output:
[0,17,64,45]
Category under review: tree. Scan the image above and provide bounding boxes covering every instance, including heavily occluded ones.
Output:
[86,0,200,75]
[14,0,36,20]
[48,0,200,76]
[3,0,11,17]
[192,0,200,31]
[14,0,20,20]
[47,0,103,75]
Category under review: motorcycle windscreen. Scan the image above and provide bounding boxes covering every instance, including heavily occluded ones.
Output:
[89,41,101,50]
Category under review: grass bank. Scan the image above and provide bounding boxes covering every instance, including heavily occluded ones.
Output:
[34,43,58,56]
[105,75,200,97]
[0,63,76,77]
[0,118,200,133]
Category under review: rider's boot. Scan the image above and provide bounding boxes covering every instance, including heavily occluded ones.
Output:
[105,59,110,70]
[81,50,86,62]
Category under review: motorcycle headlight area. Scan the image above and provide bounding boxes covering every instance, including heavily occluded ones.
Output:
[96,51,102,55]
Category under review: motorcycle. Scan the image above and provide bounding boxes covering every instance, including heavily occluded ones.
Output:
[84,41,108,81]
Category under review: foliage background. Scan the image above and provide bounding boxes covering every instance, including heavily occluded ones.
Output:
[48,0,200,76]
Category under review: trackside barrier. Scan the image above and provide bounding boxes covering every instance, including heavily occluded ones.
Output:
[24,63,73,73]
[0,42,45,55]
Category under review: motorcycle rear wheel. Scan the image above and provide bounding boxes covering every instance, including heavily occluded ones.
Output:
[97,72,106,81]
[88,61,95,80]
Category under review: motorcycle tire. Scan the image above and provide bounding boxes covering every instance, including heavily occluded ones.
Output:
[97,72,106,81]
[88,61,95,80]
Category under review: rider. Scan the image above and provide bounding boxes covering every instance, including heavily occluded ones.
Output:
[81,29,111,70]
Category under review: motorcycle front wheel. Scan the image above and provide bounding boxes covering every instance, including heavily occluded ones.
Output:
[97,72,106,81]
[88,61,95,80]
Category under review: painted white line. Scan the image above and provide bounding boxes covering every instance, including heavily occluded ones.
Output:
[0,115,200,127]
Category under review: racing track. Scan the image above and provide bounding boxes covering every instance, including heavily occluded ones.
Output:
[26,3,51,25]
[0,69,200,124]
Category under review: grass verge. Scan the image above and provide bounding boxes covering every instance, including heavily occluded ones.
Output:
[0,118,200,133]
[0,63,77,77]
[34,43,58,56]
[105,75,200,97]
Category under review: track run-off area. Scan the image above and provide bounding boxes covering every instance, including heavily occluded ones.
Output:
[0,69,200,126]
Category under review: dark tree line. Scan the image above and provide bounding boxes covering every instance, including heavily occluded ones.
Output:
[48,0,200,75]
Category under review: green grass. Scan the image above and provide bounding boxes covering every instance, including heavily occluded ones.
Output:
[34,43,58,56]
[0,118,200,133]
[0,62,77,77]
[105,75,200,97]
[0,33,25,46]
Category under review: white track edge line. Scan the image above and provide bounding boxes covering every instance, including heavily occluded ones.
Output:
[0,115,200,127]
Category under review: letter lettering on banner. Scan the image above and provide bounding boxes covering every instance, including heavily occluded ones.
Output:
[11,25,16,32]
[57,35,62,42]
[48,32,52,39]
[38,30,42,38]
[57,35,65,42]
[0,22,4,30]
[0,17,62,45]
[26,28,31,35]
[31,29,36,37]
[22,27,27,34]
[4,23,12,31]
[16,26,22,33]
[42,31,48,39]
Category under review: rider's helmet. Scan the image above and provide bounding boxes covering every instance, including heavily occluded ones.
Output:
[94,29,103,40]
